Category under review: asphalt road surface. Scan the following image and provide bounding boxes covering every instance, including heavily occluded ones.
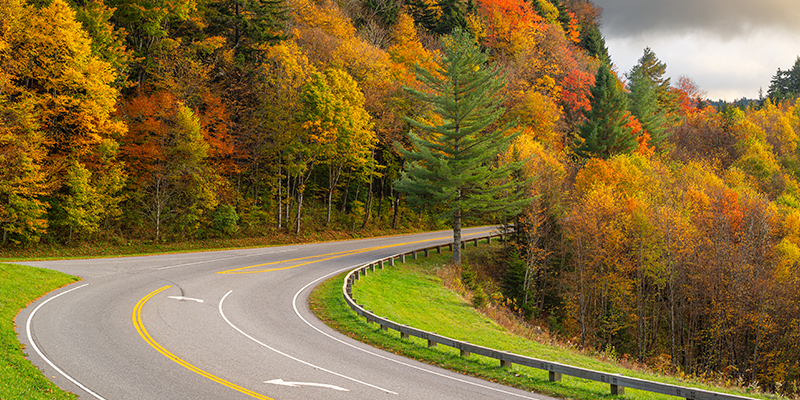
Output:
[16,228,557,400]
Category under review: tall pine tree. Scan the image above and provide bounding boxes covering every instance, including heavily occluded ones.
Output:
[574,64,636,159]
[627,66,668,150]
[394,28,527,265]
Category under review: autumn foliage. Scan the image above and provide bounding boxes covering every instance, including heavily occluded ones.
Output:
[5,0,800,394]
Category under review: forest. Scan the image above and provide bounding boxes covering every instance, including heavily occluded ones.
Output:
[3,0,800,395]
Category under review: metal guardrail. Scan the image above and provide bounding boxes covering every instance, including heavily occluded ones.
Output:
[342,231,757,400]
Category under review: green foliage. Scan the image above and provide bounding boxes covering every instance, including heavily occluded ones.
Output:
[768,56,800,103]
[395,28,529,264]
[206,0,289,61]
[211,204,240,236]
[574,65,636,159]
[627,65,669,149]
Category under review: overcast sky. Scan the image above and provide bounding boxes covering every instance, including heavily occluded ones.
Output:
[591,0,800,101]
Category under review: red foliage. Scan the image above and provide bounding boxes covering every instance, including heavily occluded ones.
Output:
[560,68,595,122]
[673,76,707,117]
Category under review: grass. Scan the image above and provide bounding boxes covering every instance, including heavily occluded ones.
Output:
[0,263,80,400]
[309,249,778,400]
[0,224,429,262]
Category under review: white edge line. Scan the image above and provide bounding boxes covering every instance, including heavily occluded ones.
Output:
[291,265,544,400]
[157,248,297,270]
[26,283,108,400]
[218,290,398,395]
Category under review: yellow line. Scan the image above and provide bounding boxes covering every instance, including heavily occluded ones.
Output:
[216,230,496,275]
[132,286,275,400]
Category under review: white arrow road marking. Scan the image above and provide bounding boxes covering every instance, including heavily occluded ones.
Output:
[265,379,349,391]
[219,291,397,395]
[167,296,204,303]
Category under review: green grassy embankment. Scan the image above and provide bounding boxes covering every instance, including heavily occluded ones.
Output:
[0,263,80,399]
[309,248,776,400]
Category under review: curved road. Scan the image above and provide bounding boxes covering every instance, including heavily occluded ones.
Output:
[16,228,555,400]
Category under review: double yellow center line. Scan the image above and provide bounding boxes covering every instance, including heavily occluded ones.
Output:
[133,230,492,398]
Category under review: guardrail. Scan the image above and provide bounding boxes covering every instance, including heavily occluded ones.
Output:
[342,230,757,400]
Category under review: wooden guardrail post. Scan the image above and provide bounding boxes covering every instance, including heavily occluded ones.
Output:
[390,257,395,266]
[412,250,418,260]
[401,253,406,263]
[424,248,429,257]
[549,371,562,382]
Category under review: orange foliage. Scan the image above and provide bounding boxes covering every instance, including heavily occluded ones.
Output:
[622,112,654,158]
[476,0,544,52]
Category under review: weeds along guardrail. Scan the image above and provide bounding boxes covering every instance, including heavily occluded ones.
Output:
[341,231,757,400]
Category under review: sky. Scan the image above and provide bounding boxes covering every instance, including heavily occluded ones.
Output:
[590,0,800,101]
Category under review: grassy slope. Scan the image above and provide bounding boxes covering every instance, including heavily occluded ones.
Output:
[309,252,776,400]
[0,263,80,400]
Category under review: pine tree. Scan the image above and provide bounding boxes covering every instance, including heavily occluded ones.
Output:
[627,66,668,150]
[394,28,528,265]
[207,0,288,61]
[631,47,673,108]
[768,57,800,102]
[574,64,636,159]
[579,24,608,63]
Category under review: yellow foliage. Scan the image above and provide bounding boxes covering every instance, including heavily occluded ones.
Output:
[534,0,560,24]
[289,0,356,39]
[509,90,560,144]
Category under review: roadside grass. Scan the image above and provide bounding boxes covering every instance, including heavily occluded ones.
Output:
[0,263,80,400]
[309,250,777,400]
[0,225,428,262]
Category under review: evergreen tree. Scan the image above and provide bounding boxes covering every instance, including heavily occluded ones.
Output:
[630,47,673,108]
[768,57,800,102]
[574,64,636,159]
[627,65,669,150]
[394,28,528,265]
[207,0,288,61]
[579,24,608,63]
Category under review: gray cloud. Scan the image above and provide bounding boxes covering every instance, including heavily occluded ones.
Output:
[592,0,800,39]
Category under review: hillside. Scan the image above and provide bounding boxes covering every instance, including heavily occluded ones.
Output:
[2,0,800,396]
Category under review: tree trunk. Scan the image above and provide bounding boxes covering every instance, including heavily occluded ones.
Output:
[452,207,462,265]
[392,194,400,229]
[294,189,303,235]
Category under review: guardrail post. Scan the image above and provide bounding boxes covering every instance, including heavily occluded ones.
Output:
[473,238,478,247]
[424,248,429,257]
[412,250,418,260]
[379,260,384,269]
[461,241,465,249]
[610,384,624,395]
[401,253,406,263]
[427,339,437,348]
[500,359,512,368]
[390,257,395,266]
[487,235,492,244]
[380,324,388,331]
[448,243,453,251]
[400,331,409,339]
[548,371,562,382]
[460,349,470,357]
[610,376,624,395]
[436,245,441,254]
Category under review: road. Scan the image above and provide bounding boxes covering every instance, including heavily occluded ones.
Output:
[16,228,555,400]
